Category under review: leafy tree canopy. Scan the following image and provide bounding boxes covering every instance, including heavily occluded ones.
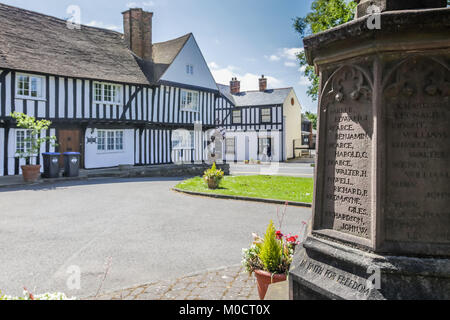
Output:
[293,0,357,101]
[304,112,318,131]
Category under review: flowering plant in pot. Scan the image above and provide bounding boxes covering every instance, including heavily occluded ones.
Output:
[203,162,224,190]
[242,220,300,300]
[11,112,57,182]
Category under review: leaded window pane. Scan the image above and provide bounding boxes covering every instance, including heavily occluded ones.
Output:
[115,131,123,150]
[97,131,106,151]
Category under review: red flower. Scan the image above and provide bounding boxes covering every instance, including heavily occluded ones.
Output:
[286,235,299,244]
[276,231,283,240]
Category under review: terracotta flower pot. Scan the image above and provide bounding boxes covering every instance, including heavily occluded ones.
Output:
[206,178,218,190]
[21,165,41,183]
[254,270,287,300]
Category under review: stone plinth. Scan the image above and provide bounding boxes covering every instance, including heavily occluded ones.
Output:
[290,6,450,300]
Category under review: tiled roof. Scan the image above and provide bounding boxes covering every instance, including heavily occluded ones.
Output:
[218,84,292,107]
[0,3,191,85]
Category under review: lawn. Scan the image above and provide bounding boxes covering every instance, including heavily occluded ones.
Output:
[175,175,314,203]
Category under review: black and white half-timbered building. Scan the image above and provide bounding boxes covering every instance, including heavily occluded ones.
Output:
[217,76,302,162]
[0,4,221,176]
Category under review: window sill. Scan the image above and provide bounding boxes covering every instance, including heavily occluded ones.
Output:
[93,101,123,106]
[15,96,47,102]
[96,150,125,155]
[181,109,200,113]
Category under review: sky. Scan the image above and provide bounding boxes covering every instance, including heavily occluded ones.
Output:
[1,0,317,112]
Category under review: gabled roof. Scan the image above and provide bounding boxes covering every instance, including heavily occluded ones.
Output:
[0,3,193,86]
[218,84,293,107]
[152,33,192,81]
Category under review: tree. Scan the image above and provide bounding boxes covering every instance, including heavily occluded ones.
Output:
[293,0,357,101]
[304,112,318,131]
[11,112,57,165]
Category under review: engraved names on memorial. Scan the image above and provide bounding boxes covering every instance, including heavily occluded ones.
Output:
[320,67,373,240]
[384,57,450,248]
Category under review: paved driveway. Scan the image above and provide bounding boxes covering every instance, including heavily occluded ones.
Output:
[0,178,311,298]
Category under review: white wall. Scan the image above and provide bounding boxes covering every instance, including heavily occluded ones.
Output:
[283,90,302,159]
[84,128,135,169]
[224,130,282,162]
[160,35,218,91]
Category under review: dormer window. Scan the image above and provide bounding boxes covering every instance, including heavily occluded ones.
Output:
[186,64,194,75]
[94,82,122,105]
[16,74,45,99]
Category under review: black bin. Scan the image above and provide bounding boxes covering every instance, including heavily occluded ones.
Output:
[42,152,61,178]
[63,152,81,177]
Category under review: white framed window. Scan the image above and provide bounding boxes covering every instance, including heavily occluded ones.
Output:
[258,138,273,156]
[186,64,194,75]
[93,82,122,105]
[225,138,236,155]
[16,74,45,99]
[97,130,124,152]
[172,130,194,150]
[261,108,272,123]
[232,110,242,124]
[180,89,200,112]
[15,130,33,155]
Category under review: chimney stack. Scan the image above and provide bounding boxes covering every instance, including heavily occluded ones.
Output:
[122,8,153,61]
[259,75,267,92]
[230,77,240,94]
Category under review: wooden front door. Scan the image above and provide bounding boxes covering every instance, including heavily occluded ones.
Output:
[58,129,83,168]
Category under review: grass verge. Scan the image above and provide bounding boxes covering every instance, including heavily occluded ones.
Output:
[175,175,314,203]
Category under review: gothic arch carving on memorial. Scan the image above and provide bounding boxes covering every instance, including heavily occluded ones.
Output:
[383,56,450,99]
[314,64,374,244]
[320,64,373,108]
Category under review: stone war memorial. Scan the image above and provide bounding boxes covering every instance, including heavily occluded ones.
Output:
[290,0,449,300]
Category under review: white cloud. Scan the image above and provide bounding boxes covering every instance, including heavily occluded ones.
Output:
[209,64,284,91]
[284,61,298,68]
[265,54,281,62]
[208,62,220,70]
[86,20,121,31]
[298,76,310,86]
[281,48,303,61]
[266,48,303,65]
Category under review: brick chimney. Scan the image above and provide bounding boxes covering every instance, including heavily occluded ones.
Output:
[259,75,267,92]
[122,8,153,61]
[230,78,240,94]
